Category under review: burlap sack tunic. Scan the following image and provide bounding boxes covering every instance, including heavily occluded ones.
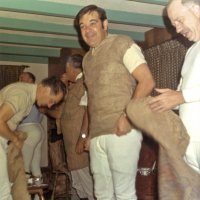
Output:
[127,97,200,200]
[60,77,89,171]
[83,34,136,138]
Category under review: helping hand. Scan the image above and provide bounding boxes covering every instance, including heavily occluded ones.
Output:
[12,133,24,149]
[148,88,184,112]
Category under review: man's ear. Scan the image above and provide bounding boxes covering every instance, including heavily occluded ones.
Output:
[103,19,108,31]
[43,86,51,95]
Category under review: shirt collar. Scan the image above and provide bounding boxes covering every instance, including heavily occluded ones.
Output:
[76,72,83,81]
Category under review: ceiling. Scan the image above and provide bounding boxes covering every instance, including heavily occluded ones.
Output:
[0,0,170,64]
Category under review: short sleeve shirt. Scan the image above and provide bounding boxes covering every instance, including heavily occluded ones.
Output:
[20,105,43,124]
[0,82,37,130]
[79,43,146,107]
[123,43,147,73]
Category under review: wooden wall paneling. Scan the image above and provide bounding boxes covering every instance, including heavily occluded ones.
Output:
[138,27,177,50]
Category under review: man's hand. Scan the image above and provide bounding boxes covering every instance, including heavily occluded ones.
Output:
[114,113,132,136]
[12,133,24,149]
[148,88,185,112]
[76,137,86,154]
[84,138,90,151]
[76,133,91,153]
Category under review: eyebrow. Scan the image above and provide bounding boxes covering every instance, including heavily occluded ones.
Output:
[79,18,98,26]
[90,19,98,22]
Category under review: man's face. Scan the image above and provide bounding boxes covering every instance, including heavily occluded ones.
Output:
[65,63,74,82]
[36,86,64,108]
[79,11,108,48]
[60,73,69,86]
[167,0,200,42]
[19,73,33,83]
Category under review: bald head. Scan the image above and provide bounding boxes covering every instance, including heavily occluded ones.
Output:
[19,72,36,83]
[167,0,200,42]
[168,0,200,7]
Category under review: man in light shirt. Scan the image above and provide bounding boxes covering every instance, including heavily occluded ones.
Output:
[0,76,66,200]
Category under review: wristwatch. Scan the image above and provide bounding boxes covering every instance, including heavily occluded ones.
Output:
[81,133,87,139]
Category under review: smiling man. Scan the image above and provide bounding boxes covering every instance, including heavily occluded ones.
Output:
[0,76,66,200]
[149,0,200,174]
[168,0,200,42]
[76,5,155,200]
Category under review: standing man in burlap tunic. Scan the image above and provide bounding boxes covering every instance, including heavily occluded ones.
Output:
[47,55,95,200]
[61,54,95,200]
[76,5,155,200]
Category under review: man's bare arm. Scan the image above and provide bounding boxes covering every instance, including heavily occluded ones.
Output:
[0,103,23,149]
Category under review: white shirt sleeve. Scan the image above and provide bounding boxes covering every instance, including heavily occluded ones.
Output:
[177,71,200,103]
[79,91,88,106]
[179,42,200,103]
[123,43,147,73]
[182,87,200,102]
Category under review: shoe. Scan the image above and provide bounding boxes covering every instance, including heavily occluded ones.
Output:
[26,172,34,185]
[27,177,34,185]
[33,176,43,186]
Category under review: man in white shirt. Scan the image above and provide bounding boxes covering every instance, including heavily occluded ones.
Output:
[149,0,200,175]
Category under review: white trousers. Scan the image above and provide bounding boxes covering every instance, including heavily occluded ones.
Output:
[17,123,45,177]
[0,137,12,200]
[90,130,142,200]
[71,166,95,200]
[184,141,200,174]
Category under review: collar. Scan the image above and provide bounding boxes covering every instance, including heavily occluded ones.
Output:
[75,72,83,81]
[90,33,111,52]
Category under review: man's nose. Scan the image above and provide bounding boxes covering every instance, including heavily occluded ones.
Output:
[175,23,182,33]
[83,25,91,32]
[48,102,53,108]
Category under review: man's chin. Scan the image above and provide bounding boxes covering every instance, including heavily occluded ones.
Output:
[37,104,47,108]
[87,39,98,48]
[187,37,196,42]
[35,102,39,107]
[185,33,196,42]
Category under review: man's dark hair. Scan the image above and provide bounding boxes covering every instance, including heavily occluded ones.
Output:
[66,54,83,70]
[76,5,107,25]
[41,76,66,96]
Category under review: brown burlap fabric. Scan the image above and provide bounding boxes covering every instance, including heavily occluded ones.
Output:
[127,97,200,200]
[7,132,30,200]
